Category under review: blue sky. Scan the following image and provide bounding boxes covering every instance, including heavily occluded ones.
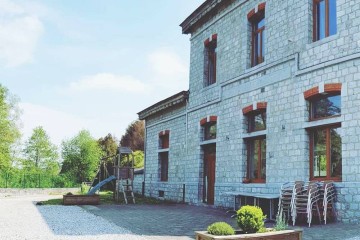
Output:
[0,0,203,146]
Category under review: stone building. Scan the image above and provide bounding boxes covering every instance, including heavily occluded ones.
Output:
[138,0,360,223]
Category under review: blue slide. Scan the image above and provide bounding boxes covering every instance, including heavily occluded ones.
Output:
[87,175,116,195]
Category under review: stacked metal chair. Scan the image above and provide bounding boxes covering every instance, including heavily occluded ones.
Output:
[322,181,336,224]
[292,182,322,227]
[278,181,304,221]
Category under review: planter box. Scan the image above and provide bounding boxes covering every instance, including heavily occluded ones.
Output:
[63,194,100,205]
[195,229,303,240]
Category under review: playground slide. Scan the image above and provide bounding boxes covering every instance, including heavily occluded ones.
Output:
[87,175,116,195]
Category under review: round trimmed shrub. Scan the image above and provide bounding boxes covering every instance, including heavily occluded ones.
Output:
[236,205,265,233]
[207,222,235,236]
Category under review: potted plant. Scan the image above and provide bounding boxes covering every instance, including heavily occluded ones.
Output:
[195,206,303,240]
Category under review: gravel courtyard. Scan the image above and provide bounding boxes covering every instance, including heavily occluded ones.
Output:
[1,195,360,240]
[0,195,146,240]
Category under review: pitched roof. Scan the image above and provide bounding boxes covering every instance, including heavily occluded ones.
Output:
[137,91,188,120]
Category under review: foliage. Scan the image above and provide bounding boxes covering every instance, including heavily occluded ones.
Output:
[23,126,59,174]
[81,182,91,194]
[98,133,118,160]
[207,222,235,236]
[61,130,103,183]
[236,205,265,233]
[0,84,21,170]
[274,214,288,231]
[121,150,144,168]
[120,120,144,151]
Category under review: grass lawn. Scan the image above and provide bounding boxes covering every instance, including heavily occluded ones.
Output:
[39,191,176,205]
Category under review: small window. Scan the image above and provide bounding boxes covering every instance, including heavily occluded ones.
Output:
[204,122,217,141]
[310,94,341,120]
[313,0,337,41]
[250,10,265,67]
[204,36,217,86]
[159,152,169,182]
[310,125,342,180]
[159,132,170,149]
[248,110,266,132]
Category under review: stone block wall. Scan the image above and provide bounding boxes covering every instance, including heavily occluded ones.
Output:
[142,0,360,223]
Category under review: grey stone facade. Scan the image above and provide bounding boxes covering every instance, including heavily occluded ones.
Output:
[138,0,360,223]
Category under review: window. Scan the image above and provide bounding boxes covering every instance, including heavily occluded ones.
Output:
[310,94,341,120]
[200,116,217,141]
[313,0,337,41]
[305,85,342,180]
[248,110,266,132]
[158,130,169,182]
[247,138,266,182]
[243,103,267,183]
[249,6,265,67]
[159,152,169,182]
[204,35,217,86]
[204,122,217,140]
[310,126,342,180]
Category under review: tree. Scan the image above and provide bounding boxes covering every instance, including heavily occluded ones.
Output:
[0,84,21,170]
[98,133,118,159]
[61,130,102,183]
[23,126,59,174]
[120,120,144,151]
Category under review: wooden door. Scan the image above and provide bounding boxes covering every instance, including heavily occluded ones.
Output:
[204,146,216,205]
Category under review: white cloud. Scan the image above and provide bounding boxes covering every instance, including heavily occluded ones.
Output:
[147,49,189,93]
[68,73,147,93]
[19,102,86,146]
[0,0,44,67]
[148,48,188,76]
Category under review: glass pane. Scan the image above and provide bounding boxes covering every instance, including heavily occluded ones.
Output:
[204,123,217,140]
[313,129,327,177]
[329,0,337,36]
[311,95,341,119]
[330,127,342,177]
[317,1,326,40]
[249,112,266,132]
[261,139,266,179]
[250,140,259,179]
[257,18,265,29]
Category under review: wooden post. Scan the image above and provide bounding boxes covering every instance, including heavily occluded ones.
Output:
[142,181,145,197]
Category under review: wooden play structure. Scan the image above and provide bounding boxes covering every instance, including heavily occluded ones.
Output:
[88,146,135,204]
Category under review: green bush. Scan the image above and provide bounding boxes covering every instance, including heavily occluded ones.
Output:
[236,205,265,233]
[207,222,235,236]
[274,214,288,231]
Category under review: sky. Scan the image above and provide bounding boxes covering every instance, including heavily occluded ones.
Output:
[0,0,204,147]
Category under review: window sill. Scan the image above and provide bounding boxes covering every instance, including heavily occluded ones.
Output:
[242,130,267,139]
[303,115,343,129]
[306,34,339,50]
[200,139,217,145]
[245,61,266,73]
[157,148,169,153]
[202,82,218,92]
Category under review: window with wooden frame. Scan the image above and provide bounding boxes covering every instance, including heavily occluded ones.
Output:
[203,122,217,141]
[248,5,265,67]
[204,34,217,86]
[247,109,266,132]
[305,84,342,180]
[243,103,267,183]
[313,0,337,41]
[159,131,170,149]
[159,152,169,182]
[309,125,342,180]
[310,93,341,120]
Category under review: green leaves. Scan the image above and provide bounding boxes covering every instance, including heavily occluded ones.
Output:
[61,130,102,183]
[23,126,59,174]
